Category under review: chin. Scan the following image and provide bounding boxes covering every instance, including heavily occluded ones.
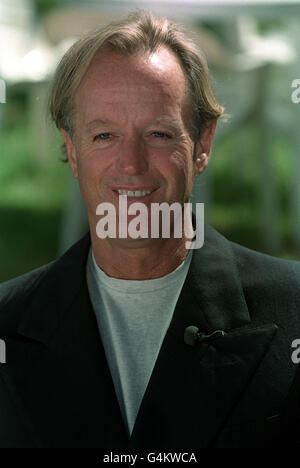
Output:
[110,236,156,249]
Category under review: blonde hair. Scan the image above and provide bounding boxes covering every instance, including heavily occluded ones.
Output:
[48,10,224,157]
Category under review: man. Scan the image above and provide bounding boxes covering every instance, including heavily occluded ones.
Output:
[0,11,299,448]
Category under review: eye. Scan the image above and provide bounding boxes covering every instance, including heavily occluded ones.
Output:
[93,133,112,141]
[151,131,171,139]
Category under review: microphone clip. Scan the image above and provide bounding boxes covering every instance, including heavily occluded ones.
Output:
[184,326,226,346]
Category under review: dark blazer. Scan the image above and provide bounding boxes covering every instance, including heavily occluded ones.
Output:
[0,224,300,448]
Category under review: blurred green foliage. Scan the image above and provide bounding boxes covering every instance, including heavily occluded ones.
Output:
[209,124,296,256]
[33,0,62,16]
[0,114,69,282]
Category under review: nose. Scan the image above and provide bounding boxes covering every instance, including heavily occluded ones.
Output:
[118,137,148,176]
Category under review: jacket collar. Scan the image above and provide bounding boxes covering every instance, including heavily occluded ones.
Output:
[15,223,250,344]
[164,223,252,336]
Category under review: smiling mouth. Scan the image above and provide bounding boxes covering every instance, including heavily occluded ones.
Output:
[116,189,153,197]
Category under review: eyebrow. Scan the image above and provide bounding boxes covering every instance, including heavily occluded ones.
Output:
[85,116,185,132]
[149,117,184,131]
[85,119,113,130]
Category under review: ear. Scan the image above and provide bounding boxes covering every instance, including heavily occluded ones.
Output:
[194,120,217,175]
[60,129,78,178]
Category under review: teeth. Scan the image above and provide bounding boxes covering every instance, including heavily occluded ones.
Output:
[117,189,151,197]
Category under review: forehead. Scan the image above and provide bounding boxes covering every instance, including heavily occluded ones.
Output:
[74,46,189,117]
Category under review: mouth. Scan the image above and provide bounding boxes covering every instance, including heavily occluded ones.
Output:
[111,186,158,200]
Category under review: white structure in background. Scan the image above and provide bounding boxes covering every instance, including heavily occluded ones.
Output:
[234,15,296,68]
[0,0,72,83]
[0,0,75,165]
[0,0,48,82]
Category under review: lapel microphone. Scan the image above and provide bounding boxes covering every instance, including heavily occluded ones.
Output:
[184,326,226,346]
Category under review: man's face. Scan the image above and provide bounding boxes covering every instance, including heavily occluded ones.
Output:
[62,46,215,241]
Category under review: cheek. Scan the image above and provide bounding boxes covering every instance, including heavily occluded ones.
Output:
[75,154,106,203]
[150,146,193,190]
[76,148,110,180]
[169,151,196,202]
[170,149,194,183]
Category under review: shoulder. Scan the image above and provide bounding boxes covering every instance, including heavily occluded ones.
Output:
[228,238,300,321]
[230,240,300,288]
[0,262,55,333]
[203,224,300,317]
[205,223,300,283]
[0,233,91,334]
[0,262,53,304]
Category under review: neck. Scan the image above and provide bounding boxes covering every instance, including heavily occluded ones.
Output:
[88,206,196,279]
[90,231,190,280]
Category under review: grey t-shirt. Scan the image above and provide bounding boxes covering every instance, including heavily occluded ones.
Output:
[86,247,193,437]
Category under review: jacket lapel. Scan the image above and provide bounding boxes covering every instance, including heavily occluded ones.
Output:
[129,225,278,447]
[0,235,129,448]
